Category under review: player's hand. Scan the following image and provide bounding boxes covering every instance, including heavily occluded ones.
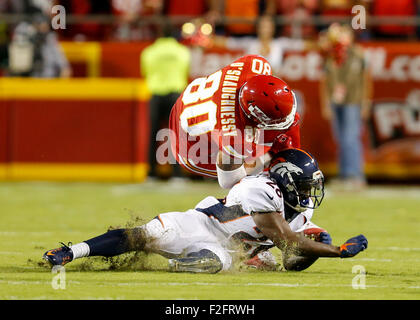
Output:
[339,235,368,258]
[304,228,332,245]
[269,134,293,156]
[319,232,332,245]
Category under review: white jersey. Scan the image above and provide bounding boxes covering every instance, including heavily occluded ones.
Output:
[195,175,281,237]
[142,174,321,270]
[193,174,316,256]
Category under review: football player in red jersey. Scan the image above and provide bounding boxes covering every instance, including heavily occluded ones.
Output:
[169,54,301,188]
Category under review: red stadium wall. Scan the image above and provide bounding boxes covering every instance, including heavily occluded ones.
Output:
[0,78,150,181]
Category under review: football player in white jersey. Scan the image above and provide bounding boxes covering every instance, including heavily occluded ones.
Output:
[43,149,368,273]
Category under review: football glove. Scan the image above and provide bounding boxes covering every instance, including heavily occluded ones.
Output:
[319,232,332,245]
[269,134,293,156]
[303,228,332,245]
[339,234,368,258]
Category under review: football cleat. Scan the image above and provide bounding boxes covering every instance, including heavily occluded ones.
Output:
[43,242,74,266]
[168,249,223,274]
[168,256,223,274]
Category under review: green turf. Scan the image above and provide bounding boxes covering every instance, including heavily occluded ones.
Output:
[0,180,419,300]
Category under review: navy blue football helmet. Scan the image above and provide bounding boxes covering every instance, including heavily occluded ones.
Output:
[269,148,324,212]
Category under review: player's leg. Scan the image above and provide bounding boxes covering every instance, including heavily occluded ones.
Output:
[43,210,195,267]
[147,211,232,273]
[43,227,147,266]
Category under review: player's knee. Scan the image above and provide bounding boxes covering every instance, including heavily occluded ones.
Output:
[124,227,147,251]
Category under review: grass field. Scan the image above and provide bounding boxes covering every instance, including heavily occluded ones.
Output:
[0,180,419,300]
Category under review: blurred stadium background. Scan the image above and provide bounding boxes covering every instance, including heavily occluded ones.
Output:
[1,0,420,301]
[0,0,419,183]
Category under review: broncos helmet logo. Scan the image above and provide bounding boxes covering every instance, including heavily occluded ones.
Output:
[270,161,303,177]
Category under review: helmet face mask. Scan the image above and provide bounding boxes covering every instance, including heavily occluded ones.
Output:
[239,75,297,131]
[292,170,325,211]
[249,91,298,131]
[269,149,325,213]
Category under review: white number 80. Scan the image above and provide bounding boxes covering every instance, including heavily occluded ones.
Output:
[180,70,222,136]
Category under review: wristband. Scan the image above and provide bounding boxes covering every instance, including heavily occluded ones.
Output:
[216,164,247,189]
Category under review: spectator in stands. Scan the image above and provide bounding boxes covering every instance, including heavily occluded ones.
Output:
[111,0,161,41]
[0,0,56,71]
[318,0,370,33]
[1,0,55,15]
[371,0,417,39]
[57,0,112,41]
[162,0,210,20]
[141,23,190,180]
[320,0,353,16]
[218,15,305,75]
[210,0,277,36]
[418,0,420,39]
[7,14,71,78]
[276,0,320,39]
[319,23,372,189]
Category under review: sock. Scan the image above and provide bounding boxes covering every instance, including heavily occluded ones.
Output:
[70,242,90,260]
[83,228,131,257]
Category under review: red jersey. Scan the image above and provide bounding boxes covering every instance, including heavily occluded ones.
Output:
[169,55,301,177]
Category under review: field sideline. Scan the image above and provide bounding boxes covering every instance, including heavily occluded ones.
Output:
[0,180,419,300]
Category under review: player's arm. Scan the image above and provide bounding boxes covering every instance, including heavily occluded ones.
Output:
[282,224,333,271]
[282,251,319,271]
[216,151,269,188]
[281,229,331,271]
[216,151,247,189]
[252,211,340,258]
[252,211,368,263]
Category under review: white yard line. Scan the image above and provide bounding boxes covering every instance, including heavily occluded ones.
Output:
[0,251,24,255]
[375,247,420,252]
[0,231,53,236]
[1,280,418,290]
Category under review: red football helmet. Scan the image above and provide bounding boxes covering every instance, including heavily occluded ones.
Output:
[239,75,297,130]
